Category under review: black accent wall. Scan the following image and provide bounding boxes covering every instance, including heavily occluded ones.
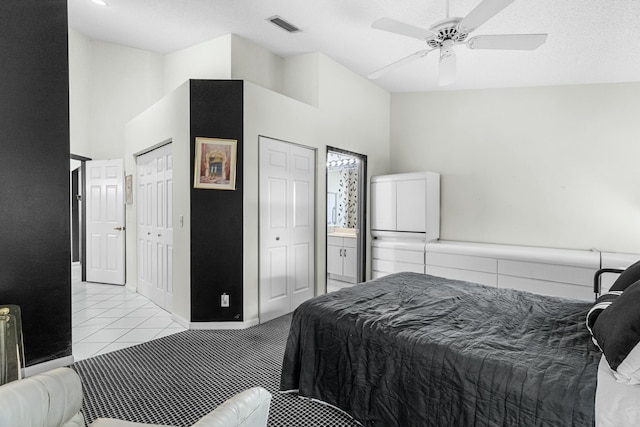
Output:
[0,0,72,364]
[190,80,244,322]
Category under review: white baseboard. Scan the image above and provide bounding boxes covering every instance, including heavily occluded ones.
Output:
[172,313,259,330]
[24,355,75,377]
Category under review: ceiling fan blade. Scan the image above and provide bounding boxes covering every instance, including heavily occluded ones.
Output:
[368,49,432,79]
[458,0,515,32]
[439,51,457,86]
[467,34,548,50]
[371,18,436,41]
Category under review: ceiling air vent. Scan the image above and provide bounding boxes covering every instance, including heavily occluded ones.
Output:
[267,16,300,33]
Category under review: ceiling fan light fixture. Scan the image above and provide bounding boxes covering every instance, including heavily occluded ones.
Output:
[368,0,547,85]
[439,41,457,86]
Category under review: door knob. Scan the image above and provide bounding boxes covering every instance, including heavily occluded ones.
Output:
[114,226,125,231]
[276,237,280,241]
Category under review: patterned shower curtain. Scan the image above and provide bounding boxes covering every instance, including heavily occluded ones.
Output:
[337,168,358,228]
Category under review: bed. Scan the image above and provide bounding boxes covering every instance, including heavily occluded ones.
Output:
[281,272,604,426]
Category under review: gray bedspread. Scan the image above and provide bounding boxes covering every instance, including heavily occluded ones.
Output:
[280,272,600,426]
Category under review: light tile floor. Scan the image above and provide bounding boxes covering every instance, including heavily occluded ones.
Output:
[72,281,186,361]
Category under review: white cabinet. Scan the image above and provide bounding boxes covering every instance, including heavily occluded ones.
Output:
[328,236,357,283]
[370,171,439,279]
[371,180,396,231]
[371,171,440,241]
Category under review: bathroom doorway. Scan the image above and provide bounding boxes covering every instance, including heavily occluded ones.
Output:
[326,147,367,293]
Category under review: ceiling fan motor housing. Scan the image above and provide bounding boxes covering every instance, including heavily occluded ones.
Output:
[427,17,468,48]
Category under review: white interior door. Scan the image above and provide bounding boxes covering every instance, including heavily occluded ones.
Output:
[259,137,315,323]
[86,159,125,285]
[136,144,173,311]
[289,144,315,310]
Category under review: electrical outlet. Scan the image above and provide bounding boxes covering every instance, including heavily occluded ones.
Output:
[221,293,229,307]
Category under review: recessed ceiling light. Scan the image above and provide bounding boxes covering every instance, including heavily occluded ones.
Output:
[91,0,109,6]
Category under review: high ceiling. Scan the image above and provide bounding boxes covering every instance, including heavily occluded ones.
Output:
[68,0,640,92]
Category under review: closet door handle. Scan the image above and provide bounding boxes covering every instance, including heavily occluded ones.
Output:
[339,248,343,257]
[343,249,347,257]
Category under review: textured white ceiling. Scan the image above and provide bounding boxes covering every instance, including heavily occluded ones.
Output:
[68,0,640,92]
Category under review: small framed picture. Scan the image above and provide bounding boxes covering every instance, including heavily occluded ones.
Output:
[125,174,133,204]
[193,137,237,190]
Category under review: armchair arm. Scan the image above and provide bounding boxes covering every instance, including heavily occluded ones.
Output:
[88,387,272,427]
[192,387,272,427]
[0,367,84,427]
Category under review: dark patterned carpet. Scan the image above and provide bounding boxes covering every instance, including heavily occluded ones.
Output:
[72,314,360,426]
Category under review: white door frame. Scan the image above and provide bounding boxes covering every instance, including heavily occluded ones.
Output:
[70,154,90,282]
[326,147,367,284]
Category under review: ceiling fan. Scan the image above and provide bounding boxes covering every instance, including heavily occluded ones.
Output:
[368,0,547,86]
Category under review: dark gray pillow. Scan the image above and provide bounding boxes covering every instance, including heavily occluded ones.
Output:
[592,279,640,371]
[611,259,640,291]
[586,292,619,333]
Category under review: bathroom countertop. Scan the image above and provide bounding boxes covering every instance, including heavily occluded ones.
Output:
[328,228,357,238]
[328,232,357,238]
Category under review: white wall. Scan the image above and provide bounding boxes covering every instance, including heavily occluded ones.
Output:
[391,83,640,254]
[68,30,164,160]
[163,35,232,94]
[282,53,319,107]
[123,83,191,322]
[243,53,390,322]
[231,35,283,94]
[70,32,304,161]
[68,29,92,158]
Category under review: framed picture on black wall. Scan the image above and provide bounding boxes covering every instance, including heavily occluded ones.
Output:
[193,137,237,190]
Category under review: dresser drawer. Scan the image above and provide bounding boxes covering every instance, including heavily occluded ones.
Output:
[426,265,497,287]
[498,259,594,287]
[373,259,425,274]
[373,247,424,265]
[426,251,497,273]
[497,275,592,301]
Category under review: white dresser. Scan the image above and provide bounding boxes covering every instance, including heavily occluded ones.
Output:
[425,241,639,301]
[371,171,440,278]
[369,172,639,300]
[372,238,426,279]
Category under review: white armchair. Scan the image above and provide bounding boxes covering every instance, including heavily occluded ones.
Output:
[0,367,272,427]
[0,367,85,427]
